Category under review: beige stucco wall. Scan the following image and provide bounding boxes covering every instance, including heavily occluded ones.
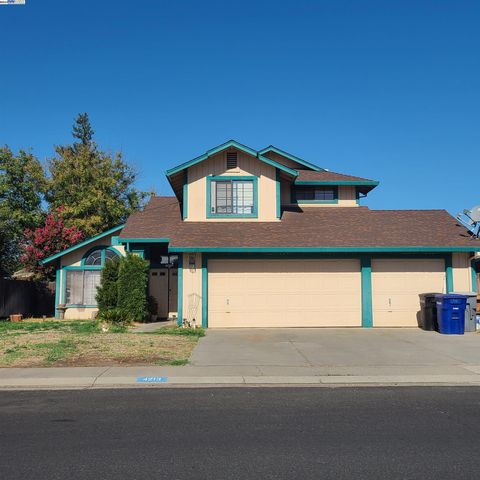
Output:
[180,252,203,326]
[452,252,474,292]
[58,235,125,319]
[280,182,358,207]
[185,150,278,221]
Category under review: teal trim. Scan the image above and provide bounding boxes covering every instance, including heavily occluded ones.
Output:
[40,224,125,265]
[275,168,281,219]
[258,146,324,172]
[64,305,98,308]
[169,246,480,253]
[183,170,188,220]
[257,154,298,177]
[294,180,379,186]
[177,254,183,326]
[165,140,298,178]
[291,185,338,204]
[118,238,170,243]
[471,259,477,293]
[445,253,454,293]
[206,175,259,218]
[360,256,373,327]
[111,236,120,246]
[54,261,61,318]
[63,265,103,271]
[202,255,208,328]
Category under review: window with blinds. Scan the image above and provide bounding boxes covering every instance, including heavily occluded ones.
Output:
[293,186,336,201]
[65,270,101,306]
[210,179,254,215]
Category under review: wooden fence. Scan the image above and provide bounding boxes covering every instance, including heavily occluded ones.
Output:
[0,278,55,318]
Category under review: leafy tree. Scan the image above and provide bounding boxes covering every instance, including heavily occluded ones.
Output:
[117,253,149,322]
[96,256,120,313]
[46,113,149,237]
[20,207,83,279]
[0,147,46,275]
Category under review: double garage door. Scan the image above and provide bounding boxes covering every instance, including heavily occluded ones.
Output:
[208,258,446,328]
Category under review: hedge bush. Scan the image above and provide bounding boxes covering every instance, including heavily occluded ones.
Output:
[96,256,120,313]
[117,253,149,322]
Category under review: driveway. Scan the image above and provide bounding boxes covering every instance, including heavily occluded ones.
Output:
[190,328,480,376]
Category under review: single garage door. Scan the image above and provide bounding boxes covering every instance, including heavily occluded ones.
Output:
[208,259,361,328]
[372,259,446,327]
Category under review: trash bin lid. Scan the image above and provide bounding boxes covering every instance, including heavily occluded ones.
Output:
[454,292,477,297]
[435,293,469,299]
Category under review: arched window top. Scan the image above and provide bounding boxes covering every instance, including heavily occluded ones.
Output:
[83,247,119,266]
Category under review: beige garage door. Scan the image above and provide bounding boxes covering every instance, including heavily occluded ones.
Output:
[208,259,361,328]
[372,259,446,327]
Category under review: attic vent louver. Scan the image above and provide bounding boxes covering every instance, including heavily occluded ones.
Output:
[226,151,238,169]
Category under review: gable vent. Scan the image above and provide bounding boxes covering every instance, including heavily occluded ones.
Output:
[226,151,238,169]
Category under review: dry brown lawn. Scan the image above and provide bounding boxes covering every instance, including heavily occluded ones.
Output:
[0,320,200,367]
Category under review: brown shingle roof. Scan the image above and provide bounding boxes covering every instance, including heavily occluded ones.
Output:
[120,197,479,250]
[296,169,378,183]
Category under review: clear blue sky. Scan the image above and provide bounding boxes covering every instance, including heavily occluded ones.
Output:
[1,0,479,215]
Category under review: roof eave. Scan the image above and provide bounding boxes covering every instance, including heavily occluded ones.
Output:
[39,224,125,265]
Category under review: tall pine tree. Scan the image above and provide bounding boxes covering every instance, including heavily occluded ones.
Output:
[46,113,149,237]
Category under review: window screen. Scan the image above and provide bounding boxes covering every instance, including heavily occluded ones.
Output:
[65,270,101,305]
[294,186,335,201]
[211,179,254,215]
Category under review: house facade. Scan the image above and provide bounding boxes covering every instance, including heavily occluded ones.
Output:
[42,140,480,327]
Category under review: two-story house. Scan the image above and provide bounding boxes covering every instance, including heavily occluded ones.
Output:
[41,140,480,328]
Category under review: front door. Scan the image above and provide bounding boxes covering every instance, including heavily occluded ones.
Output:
[149,269,169,318]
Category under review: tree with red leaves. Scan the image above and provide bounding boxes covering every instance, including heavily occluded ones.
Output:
[21,206,83,279]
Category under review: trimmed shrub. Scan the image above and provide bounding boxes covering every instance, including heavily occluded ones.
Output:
[96,256,120,313]
[117,253,149,322]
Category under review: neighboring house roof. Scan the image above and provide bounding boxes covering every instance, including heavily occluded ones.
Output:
[40,224,125,265]
[165,140,299,178]
[119,197,480,252]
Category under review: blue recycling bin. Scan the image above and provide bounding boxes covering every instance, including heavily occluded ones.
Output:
[435,294,468,335]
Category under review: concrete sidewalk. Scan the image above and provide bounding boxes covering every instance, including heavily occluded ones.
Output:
[2,363,480,389]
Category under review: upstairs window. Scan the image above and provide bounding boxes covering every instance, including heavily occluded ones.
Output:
[208,177,257,217]
[226,151,238,170]
[292,185,337,202]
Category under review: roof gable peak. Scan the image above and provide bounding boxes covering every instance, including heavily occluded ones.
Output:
[165,140,298,178]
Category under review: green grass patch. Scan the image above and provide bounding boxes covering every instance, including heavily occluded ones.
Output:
[154,327,205,338]
[0,320,101,334]
[160,358,189,366]
[33,338,77,363]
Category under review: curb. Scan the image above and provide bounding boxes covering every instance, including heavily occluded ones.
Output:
[2,374,480,390]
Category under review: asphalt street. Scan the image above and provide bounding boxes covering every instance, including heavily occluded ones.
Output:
[1,387,479,479]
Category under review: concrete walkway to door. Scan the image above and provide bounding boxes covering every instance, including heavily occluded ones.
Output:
[190,328,480,377]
